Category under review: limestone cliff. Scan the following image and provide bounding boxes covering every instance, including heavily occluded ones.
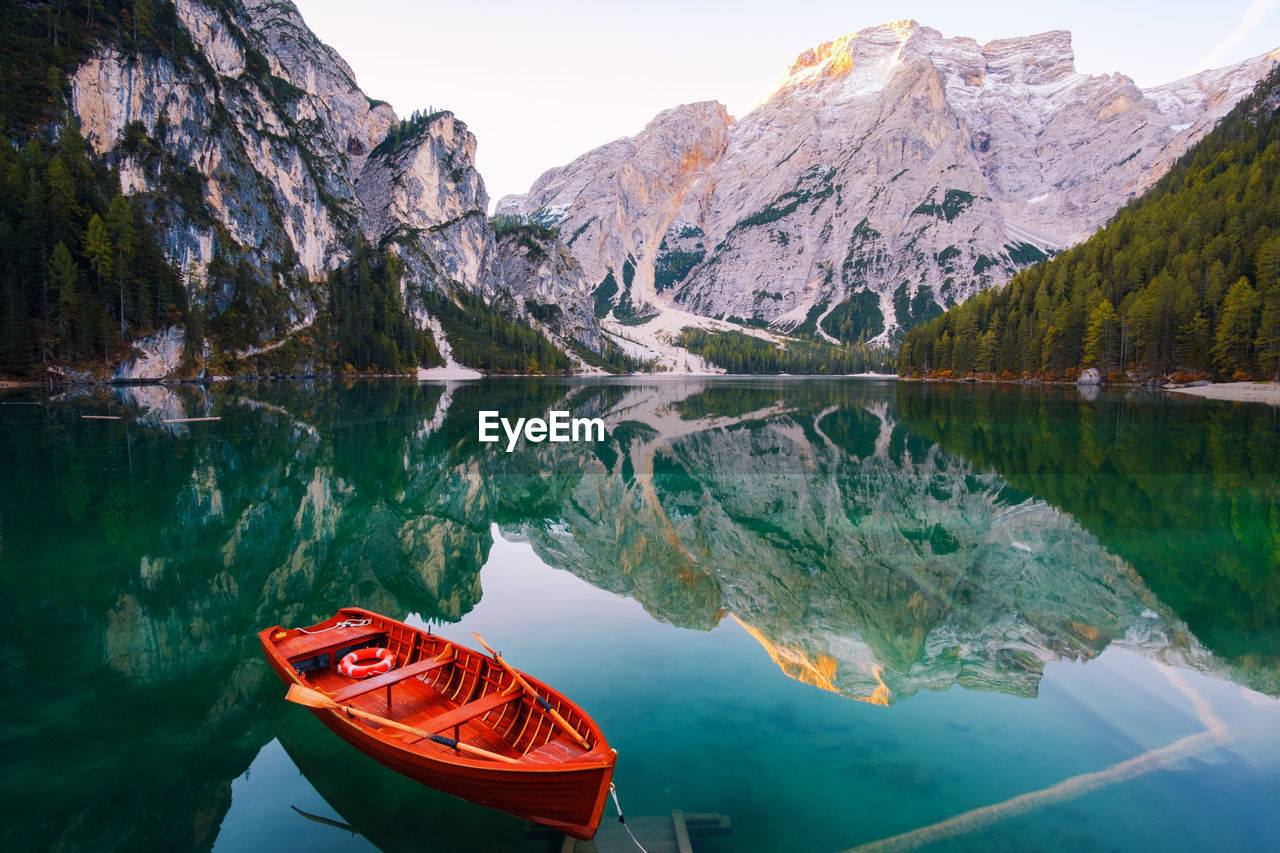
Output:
[495,228,601,356]
[498,101,731,309]
[60,0,592,378]
[71,0,395,297]
[355,112,502,305]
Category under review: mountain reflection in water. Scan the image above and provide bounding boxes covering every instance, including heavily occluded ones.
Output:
[0,377,1276,850]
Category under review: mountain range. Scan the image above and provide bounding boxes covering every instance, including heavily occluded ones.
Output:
[1,2,1277,378]
[499,21,1279,350]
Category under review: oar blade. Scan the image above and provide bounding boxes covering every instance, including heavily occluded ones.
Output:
[285,683,335,709]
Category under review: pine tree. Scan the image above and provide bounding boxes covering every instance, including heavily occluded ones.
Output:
[936,330,953,373]
[1040,325,1061,374]
[1212,277,1260,378]
[48,241,78,358]
[1083,299,1121,373]
[106,195,138,340]
[976,328,998,373]
[83,213,112,292]
[1255,285,1280,381]
[1177,311,1212,368]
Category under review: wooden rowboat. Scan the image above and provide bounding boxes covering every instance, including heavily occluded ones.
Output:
[258,607,616,839]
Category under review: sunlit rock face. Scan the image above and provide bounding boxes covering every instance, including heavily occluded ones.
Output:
[497,101,732,306]
[500,22,1279,342]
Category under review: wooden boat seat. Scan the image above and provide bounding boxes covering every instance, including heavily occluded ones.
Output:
[280,628,387,662]
[330,654,455,704]
[412,689,522,738]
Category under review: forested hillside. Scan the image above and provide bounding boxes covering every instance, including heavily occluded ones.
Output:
[0,126,189,373]
[898,63,1280,382]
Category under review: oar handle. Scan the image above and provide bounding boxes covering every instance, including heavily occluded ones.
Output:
[472,633,592,750]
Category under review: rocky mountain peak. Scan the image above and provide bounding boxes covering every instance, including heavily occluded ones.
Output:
[782,19,922,81]
[501,23,1280,349]
[771,23,1078,107]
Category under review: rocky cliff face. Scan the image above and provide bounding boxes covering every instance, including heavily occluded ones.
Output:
[495,229,602,355]
[71,1,395,292]
[500,22,1280,344]
[499,101,732,309]
[63,0,593,376]
[355,112,502,306]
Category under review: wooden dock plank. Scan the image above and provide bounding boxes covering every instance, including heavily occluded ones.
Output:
[549,810,731,852]
[672,810,693,853]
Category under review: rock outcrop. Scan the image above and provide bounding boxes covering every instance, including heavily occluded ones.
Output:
[355,112,502,305]
[493,228,602,356]
[113,326,186,381]
[498,101,732,308]
[500,22,1280,344]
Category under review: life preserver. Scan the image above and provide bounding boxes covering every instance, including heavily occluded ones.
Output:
[338,647,396,678]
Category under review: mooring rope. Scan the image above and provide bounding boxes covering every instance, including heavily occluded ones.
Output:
[608,783,650,853]
[297,618,371,634]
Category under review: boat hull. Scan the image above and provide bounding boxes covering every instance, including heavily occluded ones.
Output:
[313,708,613,837]
[259,608,615,839]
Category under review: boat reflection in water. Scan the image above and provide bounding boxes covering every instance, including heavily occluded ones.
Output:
[262,698,531,853]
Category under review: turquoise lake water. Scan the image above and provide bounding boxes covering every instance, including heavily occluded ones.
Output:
[1,377,1277,851]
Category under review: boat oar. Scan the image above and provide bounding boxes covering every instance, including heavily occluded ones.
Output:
[285,684,519,764]
[472,633,592,750]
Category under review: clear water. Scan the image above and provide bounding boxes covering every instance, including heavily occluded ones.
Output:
[0,378,1277,852]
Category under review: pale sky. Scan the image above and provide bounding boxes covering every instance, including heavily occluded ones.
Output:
[290,0,1280,207]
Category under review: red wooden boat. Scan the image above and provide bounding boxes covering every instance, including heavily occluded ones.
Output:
[258,607,616,839]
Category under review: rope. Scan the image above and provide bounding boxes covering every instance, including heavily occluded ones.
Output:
[608,783,650,853]
[297,618,371,634]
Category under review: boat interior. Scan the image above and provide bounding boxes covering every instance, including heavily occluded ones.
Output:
[269,617,595,765]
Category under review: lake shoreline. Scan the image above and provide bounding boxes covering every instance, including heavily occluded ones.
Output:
[901,375,1280,406]
[1164,380,1280,406]
[7,372,1275,407]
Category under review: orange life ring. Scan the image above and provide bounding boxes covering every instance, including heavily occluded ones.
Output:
[338,647,396,678]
